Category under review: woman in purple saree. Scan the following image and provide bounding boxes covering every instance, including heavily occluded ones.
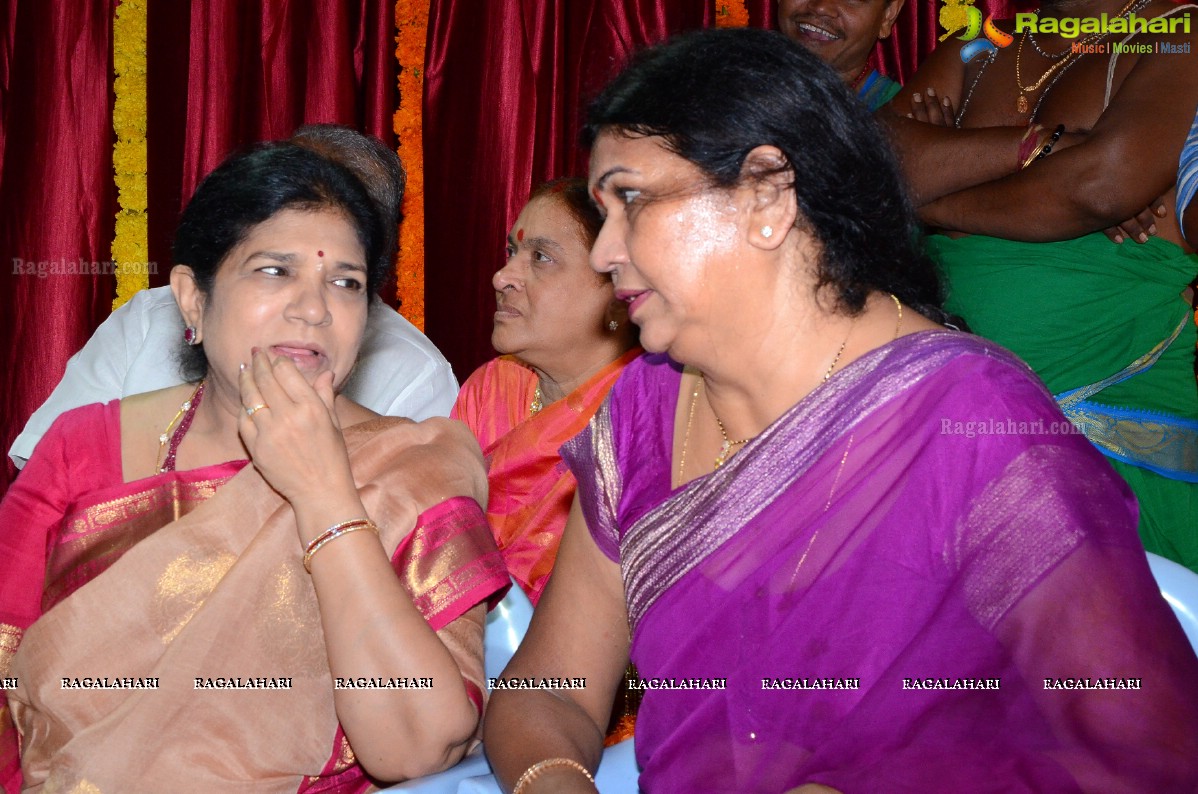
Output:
[483,28,1198,794]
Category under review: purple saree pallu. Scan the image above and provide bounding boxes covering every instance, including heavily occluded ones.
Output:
[562,331,1198,793]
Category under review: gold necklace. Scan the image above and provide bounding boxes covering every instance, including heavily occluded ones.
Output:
[1013,0,1142,114]
[676,294,904,481]
[707,378,753,468]
[529,384,543,416]
[677,375,701,486]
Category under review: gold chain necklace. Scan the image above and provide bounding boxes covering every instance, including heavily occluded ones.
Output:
[1013,0,1144,114]
[529,384,543,416]
[676,294,904,482]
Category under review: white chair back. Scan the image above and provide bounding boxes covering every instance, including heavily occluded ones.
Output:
[1146,552,1198,650]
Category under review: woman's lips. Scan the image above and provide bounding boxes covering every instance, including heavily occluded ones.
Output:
[616,289,651,319]
[269,345,325,371]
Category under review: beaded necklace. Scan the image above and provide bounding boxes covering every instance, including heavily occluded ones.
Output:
[156,381,205,473]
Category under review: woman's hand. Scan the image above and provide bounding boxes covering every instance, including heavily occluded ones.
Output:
[237,350,359,526]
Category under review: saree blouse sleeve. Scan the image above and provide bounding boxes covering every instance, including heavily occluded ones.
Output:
[389,496,509,633]
[0,401,120,659]
[561,353,680,565]
[561,399,623,564]
[0,401,120,794]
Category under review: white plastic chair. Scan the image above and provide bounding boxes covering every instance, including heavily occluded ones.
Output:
[1146,551,1198,650]
[386,582,640,793]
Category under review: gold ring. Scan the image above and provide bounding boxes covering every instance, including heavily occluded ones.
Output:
[245,403,268,417]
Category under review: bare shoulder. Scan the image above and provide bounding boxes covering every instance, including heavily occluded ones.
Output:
[120,384,198,480]
[888,37,969,111]
[121,384,198,431]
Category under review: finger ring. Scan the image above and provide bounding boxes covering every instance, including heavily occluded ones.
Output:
[245,403,269,416]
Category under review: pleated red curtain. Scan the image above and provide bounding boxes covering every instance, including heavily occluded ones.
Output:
[0,2,119,494]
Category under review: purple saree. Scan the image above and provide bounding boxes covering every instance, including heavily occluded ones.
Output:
[562,331,1198,793]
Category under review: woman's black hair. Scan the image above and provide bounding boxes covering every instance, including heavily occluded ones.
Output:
[529,177,603,249]
[582,27,945,322]
[172,142,385,380]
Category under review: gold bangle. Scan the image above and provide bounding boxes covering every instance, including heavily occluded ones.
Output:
[1020,130,1051,170]
[302,519,378,573]
[511,757,594,794]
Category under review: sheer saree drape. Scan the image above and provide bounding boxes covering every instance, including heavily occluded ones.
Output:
[564,332,1198,793]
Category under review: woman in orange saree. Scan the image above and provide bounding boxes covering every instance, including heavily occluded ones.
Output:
[451,179,640,607]
[0,143,507,793]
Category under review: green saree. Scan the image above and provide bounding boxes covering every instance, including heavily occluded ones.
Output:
[928,232,1198,570]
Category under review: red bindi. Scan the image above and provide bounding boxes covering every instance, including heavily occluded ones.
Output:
[317,250,324,257]
[516,229,524,242]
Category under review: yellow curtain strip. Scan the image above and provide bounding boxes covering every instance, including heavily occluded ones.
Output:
[394,0,429,330]
[111,0,150,310]
[715,1,751,27]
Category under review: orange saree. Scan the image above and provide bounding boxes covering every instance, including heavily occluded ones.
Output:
[451,350,640,605]
[0,401,508,793]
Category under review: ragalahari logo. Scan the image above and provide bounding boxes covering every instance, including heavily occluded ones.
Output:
[940,0,1014,61]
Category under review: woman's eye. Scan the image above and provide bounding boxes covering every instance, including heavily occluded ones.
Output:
[505,244,517,259]
[333,277,363,291]
[618,188,642,205]
[257,265,286,277]
[533,250,553,264]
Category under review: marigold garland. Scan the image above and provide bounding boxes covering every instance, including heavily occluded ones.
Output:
[111,0,150,310]
[715,0,750,27]
[394,0,429,330]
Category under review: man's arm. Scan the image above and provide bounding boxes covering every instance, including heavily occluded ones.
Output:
[921,40,1198,241]
[882,40,1027,204]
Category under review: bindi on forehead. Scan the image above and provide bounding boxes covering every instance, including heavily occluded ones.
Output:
[317,250,324,257]
[516,228,524,242]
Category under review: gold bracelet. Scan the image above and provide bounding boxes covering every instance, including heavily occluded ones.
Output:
[1020,130,1051,170]
[511,757,594,794]
[302,519,378,573]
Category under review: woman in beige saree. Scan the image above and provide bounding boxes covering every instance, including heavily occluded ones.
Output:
[0,142,508,793]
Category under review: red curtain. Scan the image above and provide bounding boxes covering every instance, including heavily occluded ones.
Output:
[0,0,397,495]
[0,1,118,494]
[422,0,714,379]
[152,0,398,289]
